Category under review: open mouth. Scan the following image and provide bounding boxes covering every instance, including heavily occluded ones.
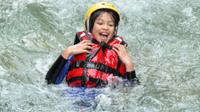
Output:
[99,32,109,38]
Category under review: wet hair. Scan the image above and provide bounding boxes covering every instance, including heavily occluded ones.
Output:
[86,9,120,33]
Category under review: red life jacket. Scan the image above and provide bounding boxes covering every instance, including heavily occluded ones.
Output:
[66,31,126,88]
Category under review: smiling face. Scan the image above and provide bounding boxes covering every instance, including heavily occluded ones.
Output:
[92,12,115,43]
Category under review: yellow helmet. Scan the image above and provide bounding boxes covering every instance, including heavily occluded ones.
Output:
[84,2,120,26]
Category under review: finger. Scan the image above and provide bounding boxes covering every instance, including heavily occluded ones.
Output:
[113,44,119,50]
[116,44,126,51]
[117,44,124,49]
[82,41,93,47]
[113,44,122,49]
[112,47,119,54]
[86,42,93,47]
[82,40,92,44]
[84,45,93,50]
[83,49,91,53]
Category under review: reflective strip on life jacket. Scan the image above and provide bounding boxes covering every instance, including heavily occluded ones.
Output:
[69,61,123,76]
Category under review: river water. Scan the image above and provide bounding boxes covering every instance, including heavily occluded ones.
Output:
[0,0,200,112]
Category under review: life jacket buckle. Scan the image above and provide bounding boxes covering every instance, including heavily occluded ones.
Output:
[100,42,112,50]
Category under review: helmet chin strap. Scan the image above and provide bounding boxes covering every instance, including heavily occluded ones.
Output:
[115,26,118,35]
[86,19,90,32]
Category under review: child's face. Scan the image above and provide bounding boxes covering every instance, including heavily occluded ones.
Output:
[92,12,115,43]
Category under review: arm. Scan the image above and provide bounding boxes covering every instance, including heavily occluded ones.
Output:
[45,55,69,84]
[112,44,135,72]
[112,44,140,84]
[45,40,93,84]
[54,55,73,84]
[62,40,93,59]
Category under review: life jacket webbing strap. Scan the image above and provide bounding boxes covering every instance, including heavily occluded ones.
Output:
[83,31,92,40]
[67,76,108,87]
[69,61,122,76]
[78,31,100,86]
[116,56,121,73]
[86,48,101,61]
[83,31,100,45]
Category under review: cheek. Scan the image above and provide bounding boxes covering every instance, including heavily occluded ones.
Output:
[92,24,99,32]
[110,26,115,31]
[110,28,115,35]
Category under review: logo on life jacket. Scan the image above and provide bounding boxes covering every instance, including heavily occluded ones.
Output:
[66,31,127,88]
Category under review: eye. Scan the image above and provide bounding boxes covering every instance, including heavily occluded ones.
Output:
[108,23,114,27]
[109,24,114,27]
[97,22,103,25]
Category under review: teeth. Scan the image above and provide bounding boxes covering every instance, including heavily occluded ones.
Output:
[100,33,108,37]
[102,35,107,38]
[102,32,107,34]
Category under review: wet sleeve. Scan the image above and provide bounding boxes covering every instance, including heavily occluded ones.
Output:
[45,55,72,84]
[54,55,73,84]
[125,70,140,84]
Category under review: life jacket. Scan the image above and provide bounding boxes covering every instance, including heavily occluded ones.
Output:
[66,31,127,88]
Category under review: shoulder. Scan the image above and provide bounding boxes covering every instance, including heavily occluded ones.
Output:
[114,35,128,46]
[74,31,91,44]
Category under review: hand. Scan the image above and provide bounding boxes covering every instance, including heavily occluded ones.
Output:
[62,40,93,59]
[112,44,135,71]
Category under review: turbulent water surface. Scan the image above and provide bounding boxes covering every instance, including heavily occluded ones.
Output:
[0,0,200,112]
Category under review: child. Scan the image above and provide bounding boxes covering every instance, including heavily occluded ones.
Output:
[46,2,139,88]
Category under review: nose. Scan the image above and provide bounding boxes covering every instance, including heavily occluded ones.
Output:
[102,24,108,30]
